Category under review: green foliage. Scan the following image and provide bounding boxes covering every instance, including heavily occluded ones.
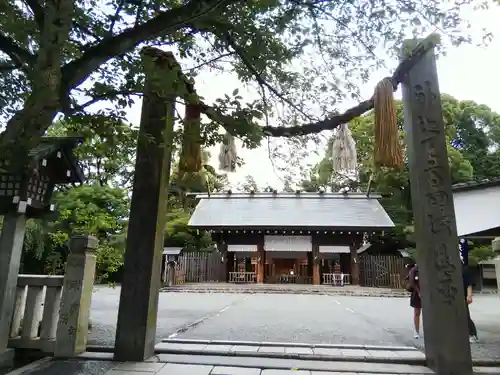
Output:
[50,184,129,282]
[442,94,500,181]
[1,0,494,282]
[0,0,493,155]
[20,184,130,282]
[300,94,500,250]
[47,118,138,188]
[164,206,213,249]
[469,244,496,266]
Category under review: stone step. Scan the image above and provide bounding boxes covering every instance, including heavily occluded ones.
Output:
[154,340,426,365]
[160,287,409,298]
[76,352,434,374]
[7,355,500,375]
[161,338,418,351]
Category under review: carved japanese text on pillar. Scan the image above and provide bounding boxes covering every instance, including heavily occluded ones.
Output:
[65,280,82,293]
[67,325,76,336]
[68,302,79,317]
[414,80,458,305]
[59,312,69,325]
[434,242,458,304]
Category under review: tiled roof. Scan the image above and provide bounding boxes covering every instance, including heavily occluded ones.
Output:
[163,247,182,255]
[452,178,500,193]
[188,193,395,230]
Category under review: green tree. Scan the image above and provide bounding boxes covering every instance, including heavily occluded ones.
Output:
[24,184,131,282]
[442,94,500,181]
[300,95,485,249]
[163,206,213,250]
[47,118,138,188]
[0,0,491,166]
[468,244,496,267]
[237,175,259,192]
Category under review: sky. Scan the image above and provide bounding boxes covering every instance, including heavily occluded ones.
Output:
[124,5,500,191]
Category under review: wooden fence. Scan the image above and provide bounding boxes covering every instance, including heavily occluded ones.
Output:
[165,251,225,285]
[359,255,405,289]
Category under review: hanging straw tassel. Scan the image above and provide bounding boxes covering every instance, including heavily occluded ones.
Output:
[373,78,403,168]
[179,103,202,175]
[218,132,238,172]
[331,123,357,172]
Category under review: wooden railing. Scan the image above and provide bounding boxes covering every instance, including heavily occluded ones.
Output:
[9,275,64,353]
[322,273,351,286]
[266,275,313,284]
[228,272,257,283]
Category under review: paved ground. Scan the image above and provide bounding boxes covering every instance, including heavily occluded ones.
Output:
[88,287,500,360]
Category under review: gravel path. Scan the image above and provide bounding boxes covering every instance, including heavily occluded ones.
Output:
[88,286,500,360]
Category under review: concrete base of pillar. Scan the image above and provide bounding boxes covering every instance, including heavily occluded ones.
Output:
[0,348,14,368]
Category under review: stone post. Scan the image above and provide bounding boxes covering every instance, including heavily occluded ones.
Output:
[0,212,27,366]
[114,48,175,361]
[400,39,472,374]
[54,235,98,358]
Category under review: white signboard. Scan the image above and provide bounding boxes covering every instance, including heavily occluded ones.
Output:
[319,246,350,254]
[264,235,312,252]
[227,244,258,252]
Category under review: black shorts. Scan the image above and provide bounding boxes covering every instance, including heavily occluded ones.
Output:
[410,291,421,309]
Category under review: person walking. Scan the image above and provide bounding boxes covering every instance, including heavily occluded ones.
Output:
[462,264,479,343]
[408,263,422,339]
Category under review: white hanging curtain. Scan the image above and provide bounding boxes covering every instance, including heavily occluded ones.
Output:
[331,124,357,172]
[264,235,312,252]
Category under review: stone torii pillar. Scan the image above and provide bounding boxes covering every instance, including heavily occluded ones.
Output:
[400,39,472,374]
[114,48,175,361]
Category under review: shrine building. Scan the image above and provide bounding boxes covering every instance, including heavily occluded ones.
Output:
[188,190,395,285]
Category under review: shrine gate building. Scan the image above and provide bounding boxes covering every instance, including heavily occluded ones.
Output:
[188,191,395,285]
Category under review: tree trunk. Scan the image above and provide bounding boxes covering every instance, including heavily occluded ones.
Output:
[1,0,74,168]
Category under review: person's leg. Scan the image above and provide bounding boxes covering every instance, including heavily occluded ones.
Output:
[465,302,478,340]
[413,307,421,338]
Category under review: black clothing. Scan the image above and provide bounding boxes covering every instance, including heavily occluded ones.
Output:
[410,289,421,308]
[466,302,478,337]
[462,265,477,337]
[462,265,472,295]
[409,266,421,309]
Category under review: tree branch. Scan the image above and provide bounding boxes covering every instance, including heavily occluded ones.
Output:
[1,0,73,166]
[0,32,36,67]
[0,62,20,73]
[108,0,126,35]
[60,0,239,93]
[186,52,235,72]
[24,0,45,30]
[157,33,439,138]
[212,24,316,121]
[71,89,142,113]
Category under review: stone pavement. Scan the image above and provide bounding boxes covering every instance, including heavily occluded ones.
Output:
[152,339,426,364]
[5,355,500,375]
[6,340,500,375]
